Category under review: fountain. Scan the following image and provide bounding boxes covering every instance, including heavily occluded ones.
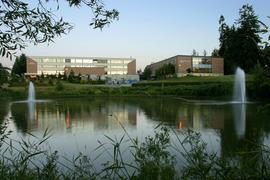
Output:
[233,67,246,103]
[232,67,247,139]
[28,81,36,102]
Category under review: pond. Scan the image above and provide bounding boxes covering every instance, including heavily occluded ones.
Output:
[0,97,269,167]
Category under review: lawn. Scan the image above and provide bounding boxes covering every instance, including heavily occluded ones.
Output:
[133,75,254,87]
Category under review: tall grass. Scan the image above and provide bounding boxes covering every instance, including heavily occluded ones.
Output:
[1,117,270,179]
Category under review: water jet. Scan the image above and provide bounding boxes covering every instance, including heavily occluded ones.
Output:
[28,81,36,102]
[233,67,246,103]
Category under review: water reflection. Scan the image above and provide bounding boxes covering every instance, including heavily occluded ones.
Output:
[65,108,71,129]
[233,104,246,139]
[1,97,269,159]
[10,98,137,133]
[7,98,249,136]
[0,101,9,124]
[27,102,36,123]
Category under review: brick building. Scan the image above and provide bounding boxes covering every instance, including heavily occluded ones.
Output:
[147,55,224,77]
[26,56,139,83]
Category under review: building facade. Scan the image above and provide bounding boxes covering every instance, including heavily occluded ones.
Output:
[147,55,224,76]
[26,56,139,83]
[26,56,136,75]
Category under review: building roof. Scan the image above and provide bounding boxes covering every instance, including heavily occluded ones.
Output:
[29,56,136,61]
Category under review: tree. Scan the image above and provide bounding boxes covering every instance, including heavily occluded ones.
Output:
[137,69,142,75]
[203,50,207,56]
[68,70,75,82]
[63,71,67,80]
[262,46,270,74]
[0,0,119,58]
[218,4,266,74]
[211,49,219,57]
[142,66,152,80]
[0,63,9,85]
[11,53,26,76]
[218,15,229,57]
[220,24,239,74]
[186,68,192,74]
[155,63,175,79]
[192,49,199,56]
[236,4,264,72]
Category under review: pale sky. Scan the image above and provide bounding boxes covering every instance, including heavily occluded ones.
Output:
[1,0,270,70]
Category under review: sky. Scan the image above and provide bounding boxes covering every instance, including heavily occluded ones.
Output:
[1,0,270,70]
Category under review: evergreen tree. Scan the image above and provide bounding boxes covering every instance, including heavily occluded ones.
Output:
[203,50,207,56]
[192,49,199,56]
[142,66,152,80]
[262,46,270,74]
[211,49,220,57]
[0,63,9,85]
[236,4,264,72]
[218,4,266,74]
[11,54,26,76]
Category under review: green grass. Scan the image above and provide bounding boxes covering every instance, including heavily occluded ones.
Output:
[0,75,257,99]
[133,75,254,87]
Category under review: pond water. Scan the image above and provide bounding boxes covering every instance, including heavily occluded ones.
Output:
[0,97,269,166]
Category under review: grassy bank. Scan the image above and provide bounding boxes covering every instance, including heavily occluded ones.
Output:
[133,74,254,87]
[0,75,257,99]
[1,83,235,99]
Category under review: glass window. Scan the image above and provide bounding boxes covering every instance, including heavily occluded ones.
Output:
[83,59,92,63]
[75,59,83,63]
[192,57,212,73]
[110,60,123,64]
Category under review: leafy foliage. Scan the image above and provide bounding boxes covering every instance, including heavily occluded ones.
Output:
[262,46,270,71]
[218,4,266,74]
[67,70,76,83]
[155,63,175,79]
[252,65,270,99]
[141,66,152,80]
[0,0,119,58]
[11,53,26,76]
[0,63,9,85]
[55,80,64,91]
[178,129,270,179]
[192,49,199,56]
[211,48,220,57]
[133,127,175,180]
[1,120,270,179]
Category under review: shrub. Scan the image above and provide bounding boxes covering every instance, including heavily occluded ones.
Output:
[48,78,54,86]
[133,127,175,180]
[55,81,64,91]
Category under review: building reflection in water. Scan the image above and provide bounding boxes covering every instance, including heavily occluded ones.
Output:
[175,103,247,140]
[65,108,71,129]
[10,99,137,133]
[9,98,247,142]
[176,105,224,130]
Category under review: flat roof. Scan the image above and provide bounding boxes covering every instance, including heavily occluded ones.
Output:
[29,56,136,61]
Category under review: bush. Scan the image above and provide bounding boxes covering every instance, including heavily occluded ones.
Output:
[48,78,54,86]
[1,122,270,179]
[55,81,64,91]
[80,80,88,84]
[252,66,270,99]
